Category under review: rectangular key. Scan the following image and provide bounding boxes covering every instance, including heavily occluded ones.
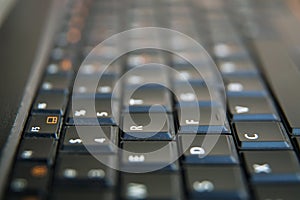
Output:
[217,59,258,75]
[121,112,175,140]
[10,162,50,194]
[17,138,57,165]
[185,166,248,200]
[123,84,172,112]
[41,74,71,93]
[243,151,300,183]
[32,91,68,115]
[173,80,210,103]
[179,135,239,164]
[121,172,182,200]
[224,74,266,94]
[67,97,119,125]
[234,122,291,149]
[62,126,118,153]
[55,154,116,186]
[254,183,300,200]
[228,94,278,121]
[121,141,178,171]
[177,104,230,134]
[25,114,61,138]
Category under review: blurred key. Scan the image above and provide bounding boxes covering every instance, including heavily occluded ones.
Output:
[121,112,175,140]
[185,166,248,200]
[32,91,68,115]
[123,84,172,112]
[254,183,300,200]
[41,74,71,93]
[25,114,61,138]
[243,151,300,183]
[121,172,182,200]
[234,122,291,149]
[56,154,116,186]
[174,81,210,103]
[217,59,258,75]
[179,135,239,164]
[62,126,118,153]
[10,162,50,194]
[224,74,266,94]
[52,188,115,200]
[17,138,57,165]
[121,141,178,171]
[228,94,278,121]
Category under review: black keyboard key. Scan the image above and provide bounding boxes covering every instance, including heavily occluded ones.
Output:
[121,112,175,140]
[177,104,229,133]
[228,94,278,121]
[179,135,239,164]
[121,172,182,200]
[7,194,45,200]
[243,151,300,183]
[224,74,265,94]
[68,97,119,125]
[10,162,50,194]
[234,122,291,149]
[185,166,248,200]
[41,74,71,92]
[46,60,74,75]
[56,154,116,186]
[25,114,61,138]
[17,138,57,165]
[174,81,210,103]
[123,84,172,112]
[217,59,257,75]
[62,126,118,153]
[52,188,115,200]
[254,183,300,200]
[173,65,204,81]
[32,91,68,115]
[121,141,178,171]
[73,74,117,96]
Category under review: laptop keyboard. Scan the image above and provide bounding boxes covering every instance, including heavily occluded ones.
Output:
[5,0,300,199]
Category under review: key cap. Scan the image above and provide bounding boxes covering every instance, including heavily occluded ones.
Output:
[173,65,204,81]
[41,74,71,92]
[7,194,45,200]
[25,114,61,138]
[121,141,178,171]
[62,126,118,153]
[224,74,265,94]
[10,162,50,193]
[213,42,248,59]
[51,188,115,200]
[243,151,300,183]
[32,91,68,115]
[67,97,119,125]
[228,94,278,121]
[179,135,239,164]
[254,183,300,200]
[126,51,164,69]
[177,104,229,133]
[174,81,210,103]
[121,172,182,200]
[121,112,175,140]
[55,154,116,186]
[124,65,169,86]
[185,166,248,200]
[73,74,117,96]
[234,122,291,149]
[46,60,74,75]
[217,59,258,75]
[123,84,172,112]
[17,138,57,165]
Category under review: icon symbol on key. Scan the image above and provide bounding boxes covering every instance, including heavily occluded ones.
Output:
[190,147,206,155]
[193,180,214,192]
[128,155,145,163]
[253,163,272,174]
[94,138,106,143]
[37,103,47,109]
[46,116,58,124]
[127,183,148,199]
[74,110,86,117]
[244,133,259,140]
[235,106,249,114]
